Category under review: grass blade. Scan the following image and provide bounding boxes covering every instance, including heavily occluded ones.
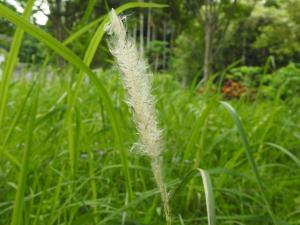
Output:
[3,82,35,146]
[0,0,166,207]
[69,2,168,107]
[182,105,211,170]
[63,17,104,46]
[0,0,35,127]
[170,168,216,225]
[0,3,97,78]
[0,2,130,200]
[267,143,300,168]
[10,84,39,225]
[0,82,35,169]
[65,1,167,201]
[81,0,96,23]
[199,169,216,225]
[62,2,167,46]
[220,101,278,225]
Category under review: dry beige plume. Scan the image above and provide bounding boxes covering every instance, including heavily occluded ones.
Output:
[107,9,172,225]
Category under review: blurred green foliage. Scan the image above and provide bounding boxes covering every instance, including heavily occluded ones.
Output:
[223,63,300,100]
[0,0,299,84]
[172,21,204,84]
[260,63,300,99]
[0,1,300,224]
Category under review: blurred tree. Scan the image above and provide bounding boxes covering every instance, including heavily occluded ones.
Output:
[172,0,241,84]
[249,0,300,65]
[0,0,299,83]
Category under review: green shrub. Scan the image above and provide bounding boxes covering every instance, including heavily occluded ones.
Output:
[227,66,263,87]
[260,63,300,99]
[224,64,300,100]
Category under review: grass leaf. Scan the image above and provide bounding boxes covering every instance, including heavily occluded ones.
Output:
[0,0,35,126]
[170,168,216,225]
[221,101,278,225]
[267,143,300,168]
[10,83,39,225]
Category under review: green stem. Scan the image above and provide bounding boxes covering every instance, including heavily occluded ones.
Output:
[0,0,35,127]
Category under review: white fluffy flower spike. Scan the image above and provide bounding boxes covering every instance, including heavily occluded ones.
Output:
[107,9,172,225]
[108,9,162,158]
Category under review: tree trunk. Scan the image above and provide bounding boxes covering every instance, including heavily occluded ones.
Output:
[162,21,167,70]
[154,54,159,73]
[202,0,213,83]
[49,0,66,67]
[152,23,156,41]
[139,0,144,55]
[169,24,174,60]
[203,22,212,82]
[242,35,246,64]
[146,1,152,48]
[133,21,137,42]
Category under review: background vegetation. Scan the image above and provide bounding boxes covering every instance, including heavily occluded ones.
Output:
[0,0,299,224]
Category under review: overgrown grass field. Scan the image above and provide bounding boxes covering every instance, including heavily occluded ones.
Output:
[0,69,299,225]
[0,1,300,225]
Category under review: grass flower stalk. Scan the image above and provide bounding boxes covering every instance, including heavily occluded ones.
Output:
[107,9,171,225]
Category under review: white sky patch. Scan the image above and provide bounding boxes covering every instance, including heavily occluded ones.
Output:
[5,0,23,13]
[4,0,50,25]
[33,0,50,25]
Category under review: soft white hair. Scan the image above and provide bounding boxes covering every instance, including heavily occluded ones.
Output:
[107,9,172,225]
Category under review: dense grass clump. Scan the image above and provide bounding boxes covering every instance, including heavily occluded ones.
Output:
[0,1,299,225]
[0,69,299,225]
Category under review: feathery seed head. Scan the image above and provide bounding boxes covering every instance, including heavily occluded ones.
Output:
[107,10,172,224]
[107,9,162,158]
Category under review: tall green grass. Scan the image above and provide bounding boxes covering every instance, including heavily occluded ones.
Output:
[221,101,277,224]
[10,82,39,225]
[0,0,35,127]
[0,1,167,216]
[0,70,299,224]
[0,1,299,225]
